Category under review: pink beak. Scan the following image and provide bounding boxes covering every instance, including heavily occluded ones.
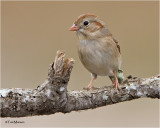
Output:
[69,24,79,31]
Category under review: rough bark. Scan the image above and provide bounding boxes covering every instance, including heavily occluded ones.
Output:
[0,51,160,117]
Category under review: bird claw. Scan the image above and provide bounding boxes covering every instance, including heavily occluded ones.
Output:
[83,87,90,90]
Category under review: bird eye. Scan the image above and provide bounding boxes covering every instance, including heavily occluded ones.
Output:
[83,21,89,26]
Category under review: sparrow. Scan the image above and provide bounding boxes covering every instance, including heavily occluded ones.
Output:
[69,14,123,90]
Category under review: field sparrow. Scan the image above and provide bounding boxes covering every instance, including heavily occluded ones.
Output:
[69,14,123,90]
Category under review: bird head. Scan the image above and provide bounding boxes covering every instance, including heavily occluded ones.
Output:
[69,14,110,40]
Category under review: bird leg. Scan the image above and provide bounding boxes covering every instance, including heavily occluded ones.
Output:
[83,74,97,90]
[113,71,120,90]
[87,77,95,89]
[109,69,124,84]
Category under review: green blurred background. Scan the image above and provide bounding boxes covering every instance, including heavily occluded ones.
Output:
[1,1,159,127]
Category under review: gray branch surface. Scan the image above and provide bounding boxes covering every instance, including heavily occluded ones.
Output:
[0,51,160,117]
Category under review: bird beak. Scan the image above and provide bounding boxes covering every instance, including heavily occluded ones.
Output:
[69,24,79,31]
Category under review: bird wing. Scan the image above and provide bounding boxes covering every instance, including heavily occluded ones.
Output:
[112,37,121,54]
[102,28,121,54]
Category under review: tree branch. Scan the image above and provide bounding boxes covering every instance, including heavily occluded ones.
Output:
[0,51,160,117]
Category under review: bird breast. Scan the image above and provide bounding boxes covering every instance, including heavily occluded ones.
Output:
[78,38,121,76]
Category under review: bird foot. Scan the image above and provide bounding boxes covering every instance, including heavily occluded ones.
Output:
[83,86,99,91]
